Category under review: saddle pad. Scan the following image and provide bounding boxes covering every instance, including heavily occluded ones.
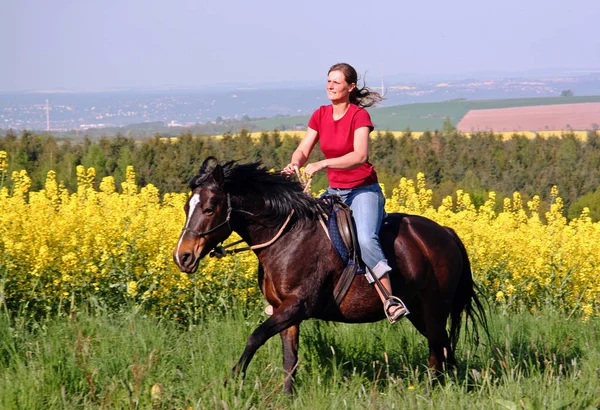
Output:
[328,207,350,265]
[322,196,364,275]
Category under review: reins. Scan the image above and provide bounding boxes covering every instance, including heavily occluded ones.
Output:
[210,210,295,258]
[293,167,330,239]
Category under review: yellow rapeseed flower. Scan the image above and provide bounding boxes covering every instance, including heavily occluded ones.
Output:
[0,159,598,320]
[127,281,139,297]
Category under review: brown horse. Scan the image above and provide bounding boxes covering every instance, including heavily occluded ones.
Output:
[173,157,487,393]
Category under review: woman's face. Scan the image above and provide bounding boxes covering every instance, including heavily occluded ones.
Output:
[326,70,355,103]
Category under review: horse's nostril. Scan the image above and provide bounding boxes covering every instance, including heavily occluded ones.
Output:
[181,252,192,265]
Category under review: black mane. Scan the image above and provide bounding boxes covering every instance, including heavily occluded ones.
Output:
[190,160,322,224]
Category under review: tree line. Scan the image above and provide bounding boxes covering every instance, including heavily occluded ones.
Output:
[2,128,600,220]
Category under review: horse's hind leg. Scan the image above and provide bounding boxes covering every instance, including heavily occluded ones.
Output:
[408,306,456,376]
[426,318,456,374]
[280,324,300,394]
[424,298,458,380]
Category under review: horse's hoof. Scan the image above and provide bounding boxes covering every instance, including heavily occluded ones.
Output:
[264,305,273,315]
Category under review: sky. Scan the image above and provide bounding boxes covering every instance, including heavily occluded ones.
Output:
[2,0,599,92]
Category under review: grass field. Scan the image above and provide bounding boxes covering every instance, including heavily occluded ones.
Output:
[1,307,598,409]
[249,95,600,132]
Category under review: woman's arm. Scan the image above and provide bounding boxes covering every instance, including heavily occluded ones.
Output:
[303,126,370,176]
[281,127,319,174]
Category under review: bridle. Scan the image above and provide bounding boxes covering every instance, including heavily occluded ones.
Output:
[181,194,233,238]
[179,188,296,259]
[180,173,323,259]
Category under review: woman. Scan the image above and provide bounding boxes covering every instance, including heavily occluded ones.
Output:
[282,63,408,323]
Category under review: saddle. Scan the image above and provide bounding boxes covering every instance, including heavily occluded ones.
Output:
[321,196,362,306]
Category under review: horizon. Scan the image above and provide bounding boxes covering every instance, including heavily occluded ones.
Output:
[2,0,600,92]
[3,67,600,95]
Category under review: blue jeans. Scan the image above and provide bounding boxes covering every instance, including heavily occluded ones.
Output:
[326,184,392,283]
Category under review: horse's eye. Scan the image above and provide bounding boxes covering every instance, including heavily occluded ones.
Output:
[204,208,214,214]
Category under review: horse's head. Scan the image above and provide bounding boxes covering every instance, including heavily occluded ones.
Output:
[173,157,233,273]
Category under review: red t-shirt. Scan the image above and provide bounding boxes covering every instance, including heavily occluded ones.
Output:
[308,104,378,189]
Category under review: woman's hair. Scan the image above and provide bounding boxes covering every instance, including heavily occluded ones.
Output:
[328,63,384,108]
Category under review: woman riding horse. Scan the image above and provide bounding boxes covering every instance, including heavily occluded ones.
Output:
[282,62,407,322]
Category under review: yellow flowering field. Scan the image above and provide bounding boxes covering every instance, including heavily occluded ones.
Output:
[0,154,258,321]
[0,151,598,321]
[382,174,599,320]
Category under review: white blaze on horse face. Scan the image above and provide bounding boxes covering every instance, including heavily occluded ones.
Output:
[175,193,201,266]
[186,193,201,228]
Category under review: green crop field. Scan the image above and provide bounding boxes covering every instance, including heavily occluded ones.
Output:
[250,95,600,132]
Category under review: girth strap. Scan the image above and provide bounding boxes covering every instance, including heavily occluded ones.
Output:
[333,261,359,306]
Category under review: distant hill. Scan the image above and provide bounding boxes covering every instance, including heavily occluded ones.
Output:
[250,95,600,132]
[3,71,600,133]
[18,95,600,139]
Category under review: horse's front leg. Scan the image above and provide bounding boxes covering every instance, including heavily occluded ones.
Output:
[280,324,300,394]
[231,297,304,384]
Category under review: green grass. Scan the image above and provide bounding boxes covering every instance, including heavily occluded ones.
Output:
[1,307,599,409]
[250,95,600,132]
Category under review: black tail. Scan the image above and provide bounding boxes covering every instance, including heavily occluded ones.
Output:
[446,227,489,351]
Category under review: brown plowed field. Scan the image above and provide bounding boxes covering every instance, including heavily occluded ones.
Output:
[456,103,600,132]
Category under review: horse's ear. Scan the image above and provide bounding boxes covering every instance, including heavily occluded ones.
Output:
[212,164,224,186]
[199,156,218,175]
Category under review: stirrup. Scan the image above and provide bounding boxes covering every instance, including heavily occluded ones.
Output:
[383,296,409,324]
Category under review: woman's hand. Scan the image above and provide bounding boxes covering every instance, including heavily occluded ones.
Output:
[281,163,299,175]
[304,160,328,176]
